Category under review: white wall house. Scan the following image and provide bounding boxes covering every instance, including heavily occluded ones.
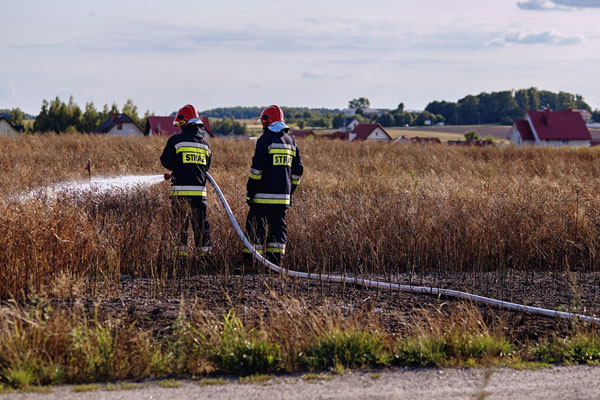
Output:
[0,117,24,136]
[93,113,143,136]
[349,123,392,142]
[509,109,591,147]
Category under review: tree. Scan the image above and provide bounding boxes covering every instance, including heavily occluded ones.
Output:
[211,117,248,135]
[377,112,395,127]
[332,113,345,129]
[81,102,101,132]
[464,130,480,140]
[9,108,25,126]
[122,99,142,126]
[415,111,435,126]
[348,97,370,112]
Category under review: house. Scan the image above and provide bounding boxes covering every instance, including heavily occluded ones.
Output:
[289,130,316,140]
[322,131,349,140]
[144,116,213,137]
[0,116,25,137]
[509,109,591,147]
[94,113,144,136]
[338,118,360,132]
[574,109,593,124]
[349,123,392,142]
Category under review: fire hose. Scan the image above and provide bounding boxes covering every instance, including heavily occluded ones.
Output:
[197,173,599,323]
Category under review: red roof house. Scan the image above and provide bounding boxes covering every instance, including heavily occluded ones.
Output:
[349,123,392,142]
[509,109,591,146]
[144,116,213,137]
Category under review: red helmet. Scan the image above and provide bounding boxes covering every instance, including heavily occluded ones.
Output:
[173,104,203,127]
[259,105,288,131]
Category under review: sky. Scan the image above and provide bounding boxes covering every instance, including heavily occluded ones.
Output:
[1,0,600,116]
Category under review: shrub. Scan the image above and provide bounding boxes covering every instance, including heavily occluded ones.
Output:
[209,311,281,376]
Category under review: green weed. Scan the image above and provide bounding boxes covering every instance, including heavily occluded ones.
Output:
[299,330,389,372]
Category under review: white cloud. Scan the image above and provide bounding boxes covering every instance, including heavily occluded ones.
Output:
[517,0,600,9]
[486,29,584,46]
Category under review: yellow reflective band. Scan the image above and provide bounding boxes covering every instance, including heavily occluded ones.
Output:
[268,148,296,157]
[266,247,285,254]
[253,198,290,205]
[292,179,300,185]
[249,173,262,180]
[170,190,207,196]
[176,146,210,155]
[243,248,264,254]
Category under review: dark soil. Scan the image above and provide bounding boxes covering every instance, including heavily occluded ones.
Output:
[77,267,600,343]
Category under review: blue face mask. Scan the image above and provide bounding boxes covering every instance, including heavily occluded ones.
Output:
[268,121,289,132]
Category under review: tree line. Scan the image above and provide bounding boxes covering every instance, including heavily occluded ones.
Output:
[32,96,148,133]
[3,88,598,134]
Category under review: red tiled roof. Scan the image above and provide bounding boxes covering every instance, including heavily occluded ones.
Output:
[144,116,213,137]
[527,110,591,141]
[350,123,391,141]
[513,119,535,140]
[145,117,180,136]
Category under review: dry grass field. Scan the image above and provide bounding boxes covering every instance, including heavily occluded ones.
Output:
[2,133,600,387]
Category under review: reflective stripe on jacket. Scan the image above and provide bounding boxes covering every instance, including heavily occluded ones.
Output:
[160,125,211,200]
[246,129,303,207]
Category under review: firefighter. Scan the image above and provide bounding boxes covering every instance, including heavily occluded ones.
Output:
[160,104,212,263]
[244,105,304,266]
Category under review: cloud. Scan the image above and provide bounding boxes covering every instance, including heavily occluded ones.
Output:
[517,0,600,10]
[486,29,584,46]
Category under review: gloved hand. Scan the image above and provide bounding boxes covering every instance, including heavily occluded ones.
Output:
[246,196,253,206]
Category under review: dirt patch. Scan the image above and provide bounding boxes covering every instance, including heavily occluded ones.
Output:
[52,268,600,343]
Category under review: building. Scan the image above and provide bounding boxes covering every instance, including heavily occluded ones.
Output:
[0,116,25,137]
[289,130,316,140]
[349,123,392,142]
[338,118,360,132]
[94,113,144,136]
[144,116,213,137]
[509,109,591,147]
[574,109,593,124]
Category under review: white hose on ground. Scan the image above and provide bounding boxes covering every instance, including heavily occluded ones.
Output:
[206,173,600,324]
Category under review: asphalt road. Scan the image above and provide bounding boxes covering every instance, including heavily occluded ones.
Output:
[3,366,600,400]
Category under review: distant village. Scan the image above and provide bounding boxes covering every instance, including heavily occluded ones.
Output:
[3,107,598,148]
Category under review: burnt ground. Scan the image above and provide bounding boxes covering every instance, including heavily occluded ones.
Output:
[65,267,600,343]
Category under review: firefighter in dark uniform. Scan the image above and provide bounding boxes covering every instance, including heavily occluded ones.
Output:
[160,104,212,261]
[244,105,303,266]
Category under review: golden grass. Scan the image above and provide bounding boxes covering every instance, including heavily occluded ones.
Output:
[2,134,600,299]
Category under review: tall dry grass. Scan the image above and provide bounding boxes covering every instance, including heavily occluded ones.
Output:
[2,134,600,299]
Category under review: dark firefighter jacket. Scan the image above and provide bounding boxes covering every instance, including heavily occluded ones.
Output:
[160,125,211,201]
[246,129,303,207]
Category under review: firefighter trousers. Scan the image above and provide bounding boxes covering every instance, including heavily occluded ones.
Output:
[244,205,287,266]
[171,196,211,255]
